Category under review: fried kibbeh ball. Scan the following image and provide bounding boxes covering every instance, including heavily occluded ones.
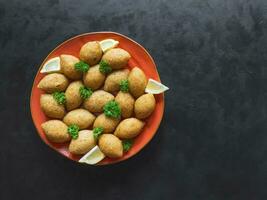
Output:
[38,73,69,93]
[134,94,156,119]
[104,69,129,93]
[65,81,83,111]
[60,54,82,80]
[114,118,145,139]
[115,91,134,118]
[84,90,114,113]
[41,120,70,143]
[63,109,95,129]
[98,134,123,158]
[101,48,131,70]
[40,94,65,119]
[79,41,102,66]
[69,130,96,155]
[83,64,106,90]
[93,113,120,133]
[128,67,147,98]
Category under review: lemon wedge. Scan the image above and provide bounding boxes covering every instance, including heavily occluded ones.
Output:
[100,39,119,52]
[40,57,61,73]
[145,79,169,94]
[78,145,105,165]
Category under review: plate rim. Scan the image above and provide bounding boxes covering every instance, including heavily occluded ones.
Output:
[30,31,165,165]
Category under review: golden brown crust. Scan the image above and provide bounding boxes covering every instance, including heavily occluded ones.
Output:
[104,69,129,93]
[41,120,70,143]
[60,54,82,80]
[134,94,156,119]
[79,41,102,66]
[69,130,96,155]
[101,48,131,70]
[63,109,96,129]
[128,67,147,98]
[83,90,114,113]
[37,73,69,93]
[99,134,123,158]
[93,113,120,133]
[83,64,106,90]
[115,91,135,118]
[114,118,145,139]
[65,81,83,111]
[40,94,65,119]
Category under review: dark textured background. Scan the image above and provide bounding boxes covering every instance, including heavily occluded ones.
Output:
[1,0,267,199]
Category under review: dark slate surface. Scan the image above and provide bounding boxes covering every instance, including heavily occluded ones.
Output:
[1,0,267,199]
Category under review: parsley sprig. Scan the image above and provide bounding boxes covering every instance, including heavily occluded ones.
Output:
[74,61,90,72]
[79,86,93,99]
[67,124,79,139]
[93,127,104,140]
[99,60,112,74]
[103,100,121,118]
[52,92,66,105]
[122,139,133,152]
[119,79,129,92]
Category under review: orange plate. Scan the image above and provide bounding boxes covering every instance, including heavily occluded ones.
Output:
[30,32,164,165]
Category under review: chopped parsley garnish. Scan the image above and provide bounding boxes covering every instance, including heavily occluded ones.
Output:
[52,92,66,105]
[74,61,90,72]
[99,60,112,74]
[122,139,133,152]
[119,79,129,92]
[103,100,121,118]
[67,124,79,139]
[93,127,104,140]
[79,86,93,99]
